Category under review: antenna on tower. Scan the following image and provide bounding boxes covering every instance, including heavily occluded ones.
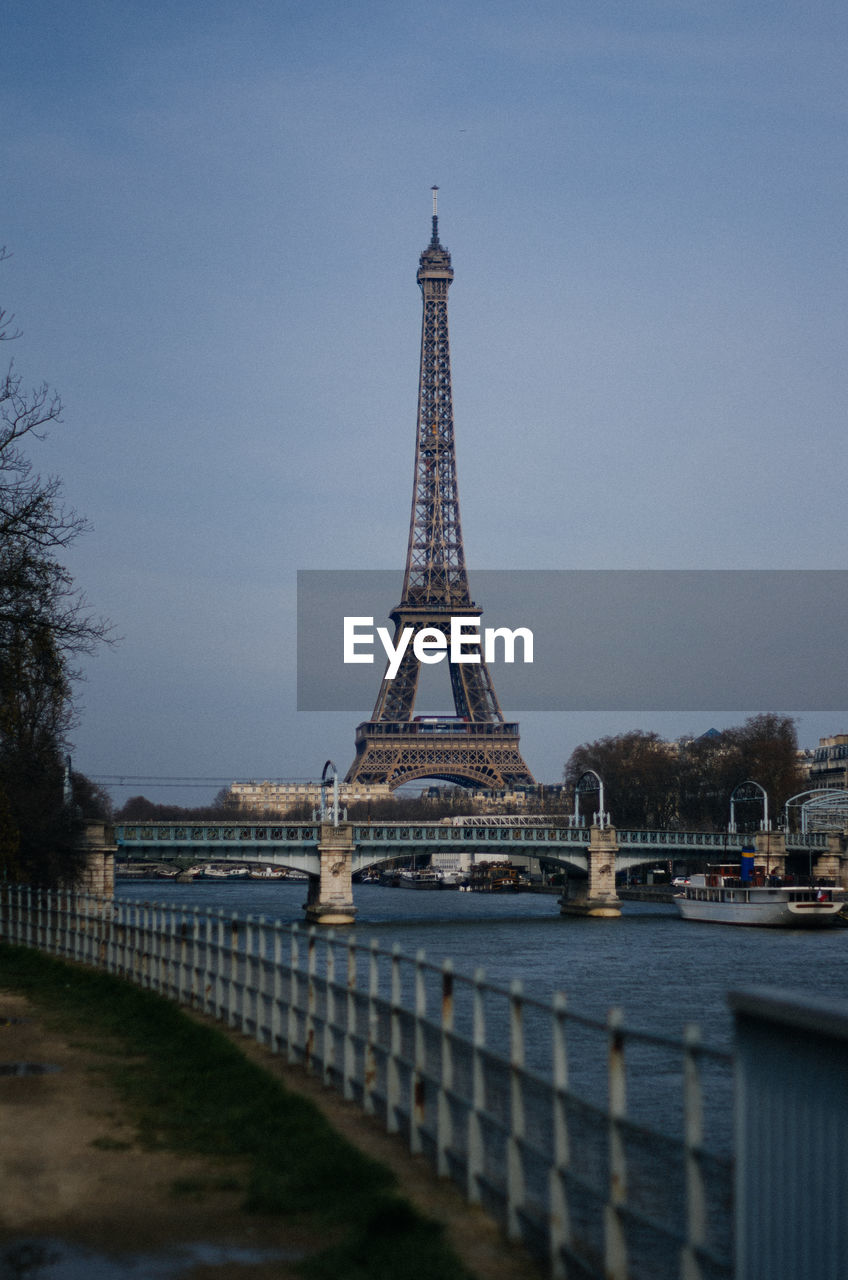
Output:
[430,185,440,244]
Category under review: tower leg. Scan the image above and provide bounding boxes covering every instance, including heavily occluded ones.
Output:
[559,827,621,918]
[304,823,357,926]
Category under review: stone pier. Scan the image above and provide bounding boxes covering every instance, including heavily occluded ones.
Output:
[75,820,116,897]
[559,826,621,918]
[753,830,787,878]
[812,831,848,887]
[304,821,357,926]
[753,830,848,887]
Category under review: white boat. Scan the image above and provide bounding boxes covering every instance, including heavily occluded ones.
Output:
[674,866,843,928]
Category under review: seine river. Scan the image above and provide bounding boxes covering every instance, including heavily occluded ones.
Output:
[115,878,848,1051]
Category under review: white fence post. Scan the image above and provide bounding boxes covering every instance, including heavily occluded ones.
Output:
[387,943,403,1134]
[681,1022,706,1280]
[187,907,200,1006]
[305,926,317,1072]
[410,948,427,1155]
[364,939,379,1117]
[506,978,526,1241]
[549,989,572,1279]
[343,935,357,1102]
[323,931,336,1086]
[287,925,300,1065]
[254,915,269,1047]
[466,965,486,1204]
[270,919,284,1054]
[140,902,151,987]
[244,915,257,1038]
[227,915,240,1028]
[604,1006,628,1280]
[201,908,212,1010]
[436,958,455,1176]
[42,889,51,955]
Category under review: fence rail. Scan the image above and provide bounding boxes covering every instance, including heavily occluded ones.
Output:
[0,886,733,1280]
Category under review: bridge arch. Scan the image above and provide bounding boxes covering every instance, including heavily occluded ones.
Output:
[379,761,507,789]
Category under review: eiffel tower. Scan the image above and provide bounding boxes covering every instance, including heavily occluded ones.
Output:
[345,191,535,792]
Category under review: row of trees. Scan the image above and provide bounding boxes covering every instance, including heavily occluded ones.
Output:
[564,714,804,831]
[0,251,111,885]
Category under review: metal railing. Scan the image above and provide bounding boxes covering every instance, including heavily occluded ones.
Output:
[0,886,733,1280]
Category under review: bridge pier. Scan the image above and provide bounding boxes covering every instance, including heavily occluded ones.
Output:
[753,830,786,878]
[74,820,116,898]
[303,822,357,926]
[812,831,848,887]
[757,831,848,887]
[559,826,621,918]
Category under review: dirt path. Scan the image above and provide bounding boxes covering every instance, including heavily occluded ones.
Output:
[0,991,541,1280]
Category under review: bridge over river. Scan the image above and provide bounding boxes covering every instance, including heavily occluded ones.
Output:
[115,820,841,925]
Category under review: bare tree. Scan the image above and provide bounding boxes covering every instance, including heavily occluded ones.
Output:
[0,249,113,884]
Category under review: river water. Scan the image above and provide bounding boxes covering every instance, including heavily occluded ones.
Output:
[115,878,848,1052]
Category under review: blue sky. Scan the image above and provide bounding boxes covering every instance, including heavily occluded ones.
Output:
[2,1,846,805]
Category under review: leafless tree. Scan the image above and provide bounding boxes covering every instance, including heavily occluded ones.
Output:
[0,248,113,883]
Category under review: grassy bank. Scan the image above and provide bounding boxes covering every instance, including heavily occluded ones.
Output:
[0,943,474,1280]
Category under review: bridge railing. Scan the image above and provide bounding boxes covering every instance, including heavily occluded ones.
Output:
[355,823,592,845]
[119,821,827,856]
[0,886,733,1280]
[116,823,320,844]
[617,830,742,849]
[784,831,830,849]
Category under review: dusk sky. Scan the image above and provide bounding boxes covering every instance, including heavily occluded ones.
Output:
[3,1,846,807]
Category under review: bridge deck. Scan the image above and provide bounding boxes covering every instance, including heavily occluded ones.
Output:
[113,823,830,872]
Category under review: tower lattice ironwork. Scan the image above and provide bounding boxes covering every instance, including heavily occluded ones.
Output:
[345,191,535,792]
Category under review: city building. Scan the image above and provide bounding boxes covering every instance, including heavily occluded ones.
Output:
[228,780,391,815]
[808,735,848,791]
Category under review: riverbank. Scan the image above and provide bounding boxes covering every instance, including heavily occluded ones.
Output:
[0,944,540,1280]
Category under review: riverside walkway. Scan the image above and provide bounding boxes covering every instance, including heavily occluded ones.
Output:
[0,983,534,1280]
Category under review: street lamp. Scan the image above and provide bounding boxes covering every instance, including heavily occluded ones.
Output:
[574,769,610,830]
[728,780,770,833]
[320,760,340,827]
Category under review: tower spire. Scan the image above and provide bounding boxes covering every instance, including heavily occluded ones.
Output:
[430,184,440,246]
